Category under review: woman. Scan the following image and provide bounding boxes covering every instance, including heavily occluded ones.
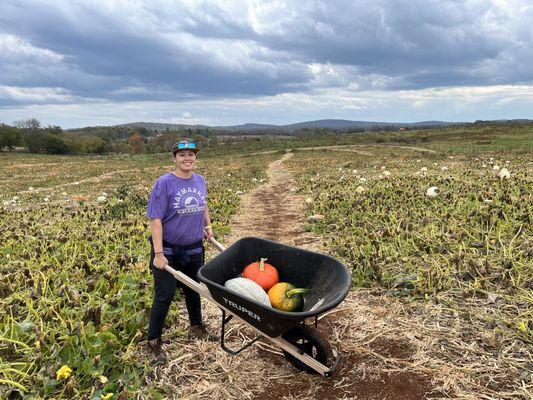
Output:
[146,139,216,364]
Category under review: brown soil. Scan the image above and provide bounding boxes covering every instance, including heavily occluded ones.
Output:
[254,311,434,400]
[256,352,433,400]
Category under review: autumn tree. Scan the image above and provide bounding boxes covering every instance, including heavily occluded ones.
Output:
[128,132,144,153]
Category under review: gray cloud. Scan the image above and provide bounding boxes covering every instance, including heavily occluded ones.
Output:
[173,1,526,88]
[0,1,310,104]
[0,0,532,109]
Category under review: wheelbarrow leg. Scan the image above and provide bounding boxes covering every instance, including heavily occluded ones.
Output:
[219,309,261,356]
[328,348,342,378]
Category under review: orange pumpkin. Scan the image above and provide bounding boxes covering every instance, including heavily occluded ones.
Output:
[243,258,279,291]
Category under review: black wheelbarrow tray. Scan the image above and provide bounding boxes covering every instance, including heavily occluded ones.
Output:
[164,236,352,377]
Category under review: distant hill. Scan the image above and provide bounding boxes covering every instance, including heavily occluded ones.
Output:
[116,119,461,134]
[119,122,209,131]
[281,119,453,129]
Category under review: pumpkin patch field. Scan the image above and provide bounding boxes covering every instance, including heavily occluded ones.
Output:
[0,152,276,399]
[1,125,532,399]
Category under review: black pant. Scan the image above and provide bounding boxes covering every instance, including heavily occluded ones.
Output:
[147,250,204,340]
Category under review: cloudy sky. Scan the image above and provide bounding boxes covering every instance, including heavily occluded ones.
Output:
[0,0,532,128]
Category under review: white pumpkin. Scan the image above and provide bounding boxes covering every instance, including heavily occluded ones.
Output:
[224,278,271,307]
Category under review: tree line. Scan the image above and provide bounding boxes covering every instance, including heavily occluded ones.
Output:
[0,119,351,155]
[0,119,218,155]
[1,118,467,155]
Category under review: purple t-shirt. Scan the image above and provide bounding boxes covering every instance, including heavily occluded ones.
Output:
[146,172,206,256]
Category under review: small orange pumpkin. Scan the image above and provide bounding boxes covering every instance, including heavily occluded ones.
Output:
[243,258,279,291]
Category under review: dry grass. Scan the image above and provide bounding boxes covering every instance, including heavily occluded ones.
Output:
[133,285,531,399]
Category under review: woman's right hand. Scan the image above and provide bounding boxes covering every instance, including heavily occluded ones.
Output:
[153,253,168,270]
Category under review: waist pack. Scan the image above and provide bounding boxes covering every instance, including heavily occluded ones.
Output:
[148,236,203,267]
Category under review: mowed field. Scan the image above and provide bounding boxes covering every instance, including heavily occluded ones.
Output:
[1,125,532,399]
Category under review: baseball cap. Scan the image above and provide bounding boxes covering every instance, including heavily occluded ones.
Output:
[172,139,199,155]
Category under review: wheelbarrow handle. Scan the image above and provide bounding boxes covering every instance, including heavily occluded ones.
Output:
[163,264,211,298]
[209,237,226,252]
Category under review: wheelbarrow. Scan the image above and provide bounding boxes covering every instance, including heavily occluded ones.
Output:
[163,236,352,377]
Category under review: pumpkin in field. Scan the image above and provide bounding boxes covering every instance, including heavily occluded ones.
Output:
[268,282,309,312]
[243,258,279,291]
[224,277,271,307]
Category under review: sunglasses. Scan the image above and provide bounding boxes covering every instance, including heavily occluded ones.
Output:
[172,141,197,153]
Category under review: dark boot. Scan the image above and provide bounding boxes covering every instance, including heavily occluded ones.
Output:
[147,338,168,365]
[187,323,219,342]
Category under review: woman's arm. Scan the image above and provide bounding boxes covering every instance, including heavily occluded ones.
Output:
[150,218,168,269]
[203,205,213,241]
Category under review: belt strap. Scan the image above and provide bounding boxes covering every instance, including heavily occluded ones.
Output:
[149,236,203,267]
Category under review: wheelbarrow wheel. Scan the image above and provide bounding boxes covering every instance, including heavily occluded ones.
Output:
[282,325,332,373]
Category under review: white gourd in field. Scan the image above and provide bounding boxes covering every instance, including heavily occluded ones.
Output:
[498,168,510,179]
[426,186,439,197]
[225,278,271,307]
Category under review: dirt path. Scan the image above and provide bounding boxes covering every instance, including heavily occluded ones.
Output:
[294,144,438,155]
[224,152,320,249]
[297,145,374,156]
[371,144,437,153]
[240,143,436,157]
[16,169,135,194]
[148,153,441,400]
[16,165,172,195]
[241,147,374,157]
[5,159,108,169]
